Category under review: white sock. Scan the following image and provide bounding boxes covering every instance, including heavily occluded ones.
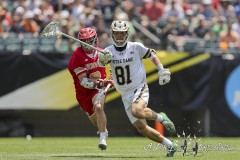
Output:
[162,137,173,147]
[157,114,163,122]
[100,132,107,139]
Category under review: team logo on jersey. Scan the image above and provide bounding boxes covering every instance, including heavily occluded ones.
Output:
[119,52,123,55]
[130,51,134,54]
[85,59,88,62]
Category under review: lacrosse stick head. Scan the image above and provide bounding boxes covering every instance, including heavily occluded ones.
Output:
[42,22,62,38]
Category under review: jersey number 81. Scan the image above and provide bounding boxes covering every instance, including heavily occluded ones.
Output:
[115,65,132,85]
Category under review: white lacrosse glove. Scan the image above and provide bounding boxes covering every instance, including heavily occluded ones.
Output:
[157,64,171,85]
[98,50,112,66]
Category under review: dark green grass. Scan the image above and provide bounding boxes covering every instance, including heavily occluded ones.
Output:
[0,137,239,160]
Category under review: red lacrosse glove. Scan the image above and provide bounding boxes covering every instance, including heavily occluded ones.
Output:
[104,79,114,88]
[95,79,114,89]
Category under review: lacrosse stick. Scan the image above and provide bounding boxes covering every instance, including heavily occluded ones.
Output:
[41,22,106,54]
[104,83,112,93]
[94,83,112,105]
[105,69,113,92]
[95,71,113,104]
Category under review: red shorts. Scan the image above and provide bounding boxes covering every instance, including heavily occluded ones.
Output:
[77,89,99,116]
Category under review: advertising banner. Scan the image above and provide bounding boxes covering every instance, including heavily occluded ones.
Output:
[0,52,239,136]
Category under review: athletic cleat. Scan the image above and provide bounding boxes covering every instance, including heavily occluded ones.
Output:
[159,112,176,134]
[98,138,107,150]
[166,141,178,157]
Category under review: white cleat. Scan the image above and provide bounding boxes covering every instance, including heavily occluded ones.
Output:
[98,138,107,150]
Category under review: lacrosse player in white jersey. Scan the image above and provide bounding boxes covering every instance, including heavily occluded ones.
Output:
[98,20,177,157]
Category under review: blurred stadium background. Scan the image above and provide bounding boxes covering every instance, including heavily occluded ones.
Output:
[0,0,240,139]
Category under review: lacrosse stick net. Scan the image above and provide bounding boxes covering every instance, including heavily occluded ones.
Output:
[42,22,61,38]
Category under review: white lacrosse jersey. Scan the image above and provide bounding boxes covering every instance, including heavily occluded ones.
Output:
[105,42,151,95]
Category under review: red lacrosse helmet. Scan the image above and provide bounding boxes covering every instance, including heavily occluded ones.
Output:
[78,27,98,54]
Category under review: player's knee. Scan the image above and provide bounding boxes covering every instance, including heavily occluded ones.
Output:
[131,107,142,118]
[94,104,104,113]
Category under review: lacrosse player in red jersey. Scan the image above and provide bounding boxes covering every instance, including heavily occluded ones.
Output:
[68,27,113,150]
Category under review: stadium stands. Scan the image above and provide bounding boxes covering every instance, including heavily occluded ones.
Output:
[0,0,239,56]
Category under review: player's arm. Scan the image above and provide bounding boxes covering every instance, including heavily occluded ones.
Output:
[148,49,171,85]
[137,42,170,85]
[73,67,93,89]
[74,67,113,89]
[148,49,164,69]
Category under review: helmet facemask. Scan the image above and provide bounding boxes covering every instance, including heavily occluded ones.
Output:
[111,31,129,47]
[80,35,97,52]
[110,21,130,47]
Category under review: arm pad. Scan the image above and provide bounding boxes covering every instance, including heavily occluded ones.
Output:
[149,49,157,60]
[80,77,95,89]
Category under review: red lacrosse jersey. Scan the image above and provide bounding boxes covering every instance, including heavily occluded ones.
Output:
[68,47,106,100]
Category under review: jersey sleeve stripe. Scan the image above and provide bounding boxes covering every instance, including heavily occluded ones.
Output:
[74,67,87,75]
[143,49,151,59]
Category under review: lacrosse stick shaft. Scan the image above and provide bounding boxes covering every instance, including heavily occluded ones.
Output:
[60,32,106,54]
[104,70,113,92]
[95,83,112,104]
[104,83,112,93]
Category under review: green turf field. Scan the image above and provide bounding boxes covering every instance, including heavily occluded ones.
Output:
[0,137,239,160]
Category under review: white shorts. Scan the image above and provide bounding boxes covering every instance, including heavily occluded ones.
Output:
[121,83,149,124]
